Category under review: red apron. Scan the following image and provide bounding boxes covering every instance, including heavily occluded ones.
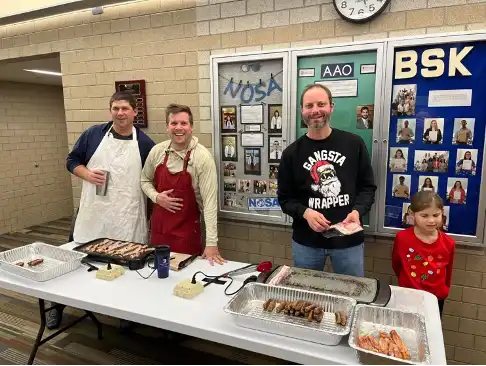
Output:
[150,149,203,255]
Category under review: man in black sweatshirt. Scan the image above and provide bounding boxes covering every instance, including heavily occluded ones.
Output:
[277,84,376,276]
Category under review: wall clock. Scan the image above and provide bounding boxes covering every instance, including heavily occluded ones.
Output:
[333,0,391,23]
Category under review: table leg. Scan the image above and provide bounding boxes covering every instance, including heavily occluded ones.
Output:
[28,299,46,365]
[27,299,104,365]
[86,311,103,340]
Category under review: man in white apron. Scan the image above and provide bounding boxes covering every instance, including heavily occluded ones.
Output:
[47,91,155,330]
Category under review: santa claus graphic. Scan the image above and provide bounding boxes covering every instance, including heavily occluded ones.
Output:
[310,161,342,197]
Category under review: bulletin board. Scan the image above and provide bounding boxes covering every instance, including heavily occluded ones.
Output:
[211,52,289,224]
[290,43,386,231]
[380,34,486,245]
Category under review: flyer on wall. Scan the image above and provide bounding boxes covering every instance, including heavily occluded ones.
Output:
[384,41,485,237]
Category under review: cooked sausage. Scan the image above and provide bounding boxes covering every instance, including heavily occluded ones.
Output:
[307,310,314,322]
[335,311,341,324]
[263,299,272,311]
[267,300,277,312]
[15,261,24,267]
[276,301,286,313]
[28,259,44,267]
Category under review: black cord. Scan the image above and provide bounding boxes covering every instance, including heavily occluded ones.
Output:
[135,255,157,279]
[191,271,246,296]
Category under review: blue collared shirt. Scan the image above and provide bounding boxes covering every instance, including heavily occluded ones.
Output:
[66,122,156,173]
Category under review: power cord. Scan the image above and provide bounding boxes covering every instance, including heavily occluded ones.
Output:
[191,271,257,296]
[135,255,157,279]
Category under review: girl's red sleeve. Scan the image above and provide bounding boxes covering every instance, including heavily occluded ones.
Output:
[445,238,456,288]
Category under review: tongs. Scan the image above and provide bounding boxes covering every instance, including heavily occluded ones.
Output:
[225,261,273,277]
[203,261,273,287]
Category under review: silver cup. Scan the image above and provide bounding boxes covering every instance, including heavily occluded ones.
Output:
[96,170,109,196]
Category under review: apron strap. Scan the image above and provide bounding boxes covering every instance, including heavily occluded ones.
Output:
[183,150,192,171]
[163,149,170,166]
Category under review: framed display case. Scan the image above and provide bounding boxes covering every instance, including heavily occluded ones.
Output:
[378,32,486,246]
[210,32,486,246]
[211,51,290,224]
[289,42,387,234]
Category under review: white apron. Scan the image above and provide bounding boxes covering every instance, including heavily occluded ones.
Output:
[73,126,148,244]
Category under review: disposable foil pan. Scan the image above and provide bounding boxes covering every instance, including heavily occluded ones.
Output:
[224,282,357,346]
[0,242,87,282]
[348,304,431,365]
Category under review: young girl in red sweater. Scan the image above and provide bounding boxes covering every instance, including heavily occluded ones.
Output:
[392,191,455,316]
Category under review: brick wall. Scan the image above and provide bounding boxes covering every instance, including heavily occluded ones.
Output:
[0,81,73,233]
[1,0,486,363]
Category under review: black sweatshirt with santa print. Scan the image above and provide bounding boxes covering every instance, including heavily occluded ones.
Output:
[277,129,376,249]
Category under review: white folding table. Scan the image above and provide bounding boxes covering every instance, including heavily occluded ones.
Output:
[0,242,447,365]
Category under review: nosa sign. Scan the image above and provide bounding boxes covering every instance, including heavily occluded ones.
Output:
[223,78,282,103]
[247,197,281,211]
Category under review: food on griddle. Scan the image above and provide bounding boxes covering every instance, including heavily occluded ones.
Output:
[15,261,24,267]
[82,239,153,260]
[357,330,411,360]
[28,258,44,267]
[261,298,342,323]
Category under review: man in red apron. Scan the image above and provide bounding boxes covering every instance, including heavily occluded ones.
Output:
[141,104,225,265]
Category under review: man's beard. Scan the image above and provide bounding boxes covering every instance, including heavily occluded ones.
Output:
[304,114,329,129]
[320,177,341,197]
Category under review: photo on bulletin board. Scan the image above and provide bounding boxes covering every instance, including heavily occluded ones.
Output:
[223,178,236,192]
[391,84,417,116]
[222,135,238,162]
[397,118,416,144]
[268,104,283,134]
[392,174,411,199]
[417,176,439,194]
[401,203,414,228]
[244,148,261,175]
[423,118,444,145]
[224,192,237,207]
[223,162,236,177]
[238,179,252,193]
[389,147,408,173]
[441,206,450,232]
[452,118,475,145]
[356,104,374,130]
[414,150,449,173]
[455,149,478,176]
[269,180,278,195]
[254,180,268,194]
[269,165,279,179]
[221,106,237,132]
[269,136,284,163]
[446,177,468,205]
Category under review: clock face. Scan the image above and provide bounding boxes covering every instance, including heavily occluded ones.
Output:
[333,0,390,23]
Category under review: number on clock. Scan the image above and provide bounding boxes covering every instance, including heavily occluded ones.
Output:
[333,0,391,23]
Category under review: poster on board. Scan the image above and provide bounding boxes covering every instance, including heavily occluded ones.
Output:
[384,42,485,237]
[215,58,285,219]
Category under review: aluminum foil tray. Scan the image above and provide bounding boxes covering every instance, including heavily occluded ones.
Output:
[348,304,431,365]
[265,266,378,303]
[0,242,87,282]
[224,282,357,346]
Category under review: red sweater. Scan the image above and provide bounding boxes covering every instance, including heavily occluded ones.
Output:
[392,227,455,300]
